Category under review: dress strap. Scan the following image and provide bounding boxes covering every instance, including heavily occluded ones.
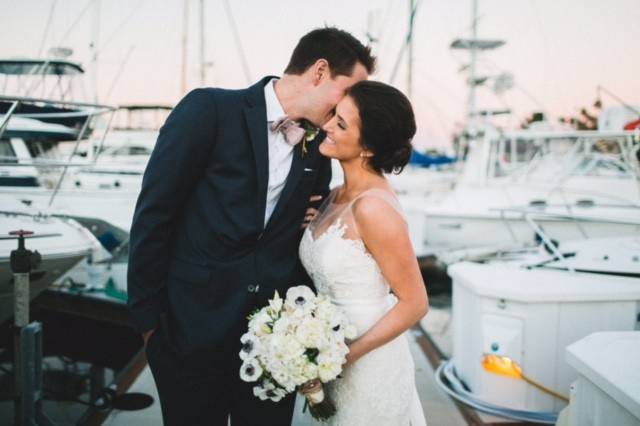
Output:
[348,188,406,223]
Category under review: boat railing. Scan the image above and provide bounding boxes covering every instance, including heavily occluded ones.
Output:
[492,206,640,271]
[0,94,118,206]
[487,129,640,181]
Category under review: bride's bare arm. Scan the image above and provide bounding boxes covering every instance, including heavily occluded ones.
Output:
[345,196,429,365]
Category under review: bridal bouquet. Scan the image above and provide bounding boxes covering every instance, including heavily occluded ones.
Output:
[239,285,356,420]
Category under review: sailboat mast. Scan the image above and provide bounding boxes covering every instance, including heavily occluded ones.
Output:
[467,0,479,132]
[407,0,415,100]
[91,0,101,103]
[199,0,206,86]
[180,0,189,95]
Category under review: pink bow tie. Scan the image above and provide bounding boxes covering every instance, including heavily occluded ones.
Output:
[270,117,306,146]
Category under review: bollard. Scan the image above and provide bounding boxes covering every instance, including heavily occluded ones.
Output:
[8,229,53,426]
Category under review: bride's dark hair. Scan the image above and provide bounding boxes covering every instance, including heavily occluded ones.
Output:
[346,81,416,174]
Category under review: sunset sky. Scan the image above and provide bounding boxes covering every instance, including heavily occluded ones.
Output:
[1,0,639,149]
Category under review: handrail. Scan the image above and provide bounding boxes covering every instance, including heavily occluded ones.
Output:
[0,94,118,206]
[0,100,21,140]
[0,157,95,167]
[490,207,640,226]
[0,94,116,111]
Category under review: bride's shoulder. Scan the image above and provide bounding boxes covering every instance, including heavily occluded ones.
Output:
[350,188,405,229]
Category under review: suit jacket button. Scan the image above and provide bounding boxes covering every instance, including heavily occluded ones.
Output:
[248,285,255,292]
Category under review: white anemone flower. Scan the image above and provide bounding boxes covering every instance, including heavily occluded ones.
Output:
[284,285,316,313]
[239,358,263,382]
[239,333,260,361]
[253,381,287,402]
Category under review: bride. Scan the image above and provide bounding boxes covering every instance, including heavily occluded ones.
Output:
[298,80,429,425]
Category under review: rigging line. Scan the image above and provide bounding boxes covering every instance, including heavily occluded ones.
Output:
[414,94,456,137]
[58,0,96,46]
[480,56,557,122]
[376,2,404,68]
[375,0,399,47]
[103,45,136,103]
[95,0,148,56]
[414,63,465,104]
[38,0,58,58]
[223,0,252,85]
[597,85,640,116]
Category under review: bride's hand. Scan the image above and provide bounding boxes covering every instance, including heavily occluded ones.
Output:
[300,378,322,395]
[345,344,361,366]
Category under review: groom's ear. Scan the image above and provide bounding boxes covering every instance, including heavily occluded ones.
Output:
[311,59,330,86]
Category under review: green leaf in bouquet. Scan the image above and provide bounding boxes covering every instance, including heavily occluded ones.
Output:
[305,348,320,364]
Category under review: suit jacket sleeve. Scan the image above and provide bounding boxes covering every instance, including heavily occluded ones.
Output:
[127,88,217,333]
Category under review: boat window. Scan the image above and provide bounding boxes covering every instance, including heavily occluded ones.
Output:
[0,140,17,163]
[129,146,151,155]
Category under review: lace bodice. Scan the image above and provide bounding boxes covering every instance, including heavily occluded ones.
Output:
[299,188,404,310]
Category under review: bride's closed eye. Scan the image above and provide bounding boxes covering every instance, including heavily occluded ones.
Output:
[337,115,347,130]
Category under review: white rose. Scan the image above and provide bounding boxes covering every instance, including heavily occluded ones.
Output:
[249,309,273,336]
[272,316,292,335]
[295,317,328,349]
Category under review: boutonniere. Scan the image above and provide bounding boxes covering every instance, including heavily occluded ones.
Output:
[300,121,320,158]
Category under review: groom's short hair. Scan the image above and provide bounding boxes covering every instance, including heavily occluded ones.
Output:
[284,27,376,77]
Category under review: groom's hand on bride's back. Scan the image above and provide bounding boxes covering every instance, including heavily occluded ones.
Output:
[301,195,323,229]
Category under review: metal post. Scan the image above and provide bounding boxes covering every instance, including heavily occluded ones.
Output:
[0,100,20,140]
[9,230,53,426]
[14,273,30,329]
[15,323,45,426]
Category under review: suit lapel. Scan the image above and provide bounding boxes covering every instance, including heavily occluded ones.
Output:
[244,77,274,229]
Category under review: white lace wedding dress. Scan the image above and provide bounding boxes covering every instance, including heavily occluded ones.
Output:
[298,187,426,426]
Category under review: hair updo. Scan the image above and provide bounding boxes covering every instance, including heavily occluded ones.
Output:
[346,80,416,174]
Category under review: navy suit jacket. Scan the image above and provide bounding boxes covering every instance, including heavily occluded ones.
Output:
[127,77,331,357]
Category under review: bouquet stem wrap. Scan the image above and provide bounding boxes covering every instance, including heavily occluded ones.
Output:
[304,386,337,420]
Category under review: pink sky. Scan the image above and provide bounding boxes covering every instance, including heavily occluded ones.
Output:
[1,0,639,149]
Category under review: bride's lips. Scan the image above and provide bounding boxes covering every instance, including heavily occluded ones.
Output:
[321,136,336,146]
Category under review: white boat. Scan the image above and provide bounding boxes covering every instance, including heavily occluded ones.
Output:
[564,331,640,426]
[0,199,106,324]
[434,219,640,423]
[0,108,138,233]
[0,59,153,233]
[408,129,640,256]
[58,105,170,193]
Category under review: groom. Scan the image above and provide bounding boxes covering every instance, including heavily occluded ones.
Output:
[127,27,375,425]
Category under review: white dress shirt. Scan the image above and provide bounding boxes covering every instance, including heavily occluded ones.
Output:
[263,78,295,226]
